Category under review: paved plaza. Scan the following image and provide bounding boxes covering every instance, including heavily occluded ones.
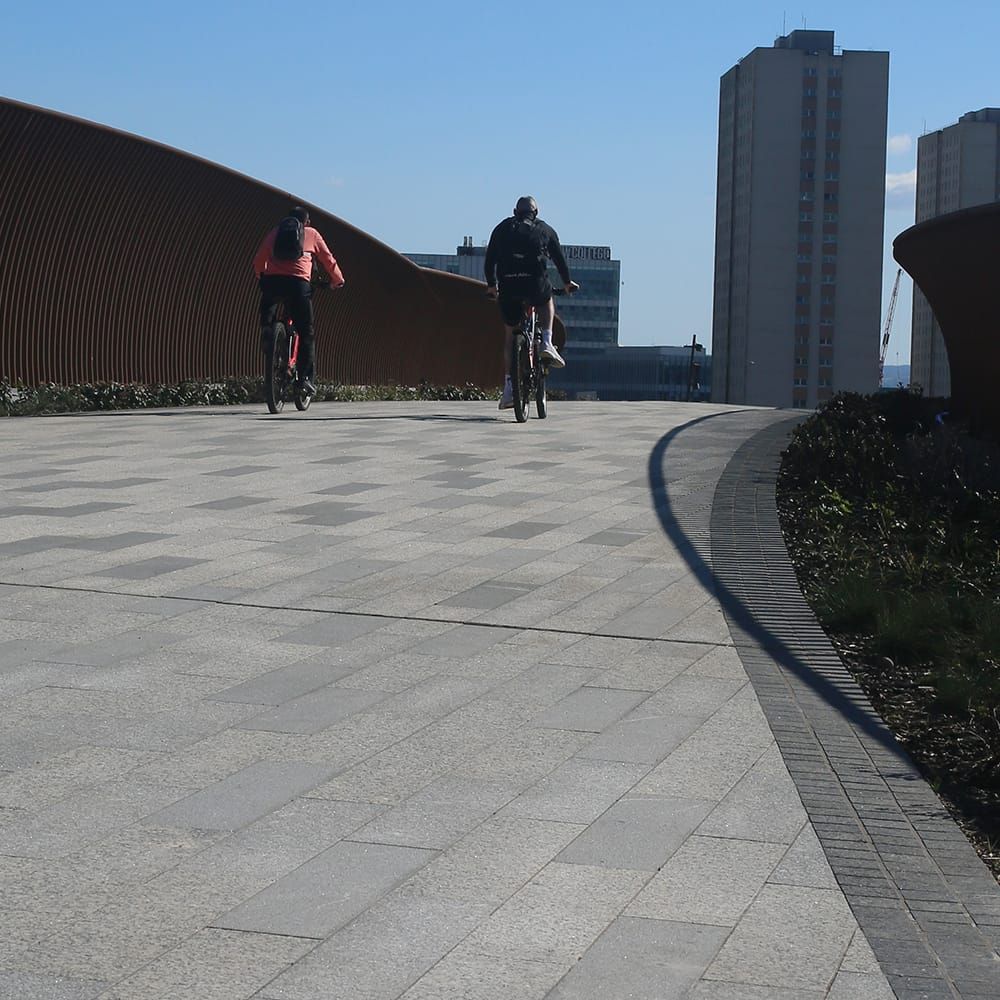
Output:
[1,400,998,999]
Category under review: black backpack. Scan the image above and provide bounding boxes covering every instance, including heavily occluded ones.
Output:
[273,216,305,261]
[501,217,546,278]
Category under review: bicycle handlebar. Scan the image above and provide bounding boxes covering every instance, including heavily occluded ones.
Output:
[486,284,579,298]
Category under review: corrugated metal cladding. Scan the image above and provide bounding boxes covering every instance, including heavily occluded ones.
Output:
[0,96,534,390]
[894,201,1000,436]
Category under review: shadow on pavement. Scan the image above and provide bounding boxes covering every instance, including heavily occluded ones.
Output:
[648,412,902,757]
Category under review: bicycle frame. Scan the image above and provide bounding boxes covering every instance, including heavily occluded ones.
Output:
[510,304,547,423]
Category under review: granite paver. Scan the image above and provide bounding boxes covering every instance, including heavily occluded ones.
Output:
[2,400,996,997]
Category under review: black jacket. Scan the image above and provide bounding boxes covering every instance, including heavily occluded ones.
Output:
[484,216,572,288]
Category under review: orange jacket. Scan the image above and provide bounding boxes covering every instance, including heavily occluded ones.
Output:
[253,226,345,286]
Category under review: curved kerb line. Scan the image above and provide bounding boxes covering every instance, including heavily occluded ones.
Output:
[650,412,1000,998]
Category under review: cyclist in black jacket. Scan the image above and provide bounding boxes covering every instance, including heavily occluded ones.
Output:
[485,196,578,410]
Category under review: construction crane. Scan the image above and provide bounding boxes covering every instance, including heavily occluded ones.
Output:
[879,268,902,387]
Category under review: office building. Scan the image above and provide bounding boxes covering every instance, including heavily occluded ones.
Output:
[406,239,621,351]
[712,29,889,408]
[910,109,1000,397]
[548,345,711,402]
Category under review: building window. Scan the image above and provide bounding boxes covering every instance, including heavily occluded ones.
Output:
[795,295,810,304]
[797,253,812,262]
[819,336,833,345]
[794,356,808,366]
[823,234,838,244]
[799,212,814,222]
[801,170,815,180]
[804,67,818,77]
[828,67,842,77]
[829,87,842,97]
[822,254,837,264]
[824,172,839,181]
[803,87,817,97]
[802,130,817,139]
[826,151,840,161]
[821,275,837,284]
[823,192,838,202]
[819,357,833,367]
[796,315,811,325]
[793,399,808,409]
[800,191,814,201]
[794,377,808,387]
[826,131,841,140]
[823,212,839,222]
[827,110,841,119]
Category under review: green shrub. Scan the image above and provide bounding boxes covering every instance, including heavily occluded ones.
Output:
[0,378,500,416]
[778,389,1000,862]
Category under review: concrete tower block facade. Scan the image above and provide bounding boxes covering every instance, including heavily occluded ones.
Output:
[712,30,889,408]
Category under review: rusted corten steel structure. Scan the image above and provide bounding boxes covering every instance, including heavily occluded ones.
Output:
[1,97,563,389]
[894,202,1000,436]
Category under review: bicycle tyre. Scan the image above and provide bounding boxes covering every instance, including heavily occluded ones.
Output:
[535,362,547,419]
[264,323,288,414]
[293,358,312,412]
[510,332,530,423]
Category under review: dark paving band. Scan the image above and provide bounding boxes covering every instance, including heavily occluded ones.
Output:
[708,417,1000,1000]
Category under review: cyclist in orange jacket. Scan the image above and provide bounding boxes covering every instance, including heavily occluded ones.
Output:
[253,206,345,397]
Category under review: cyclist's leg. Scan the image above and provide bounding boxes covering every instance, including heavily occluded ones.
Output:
[496,290,524,409]
[285,279,315,385]
[533,281,565,368]
[258,277,280,352]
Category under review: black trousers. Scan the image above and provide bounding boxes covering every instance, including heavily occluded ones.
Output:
[259,275,315,379]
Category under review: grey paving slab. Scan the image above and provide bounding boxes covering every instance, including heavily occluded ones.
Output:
[531,685,649,732]
[93,556,208,580]
[257,890,495,1000]
[97,929,313,1000]
[557,795,715,871]
[237,685,389,734]
[144,761,333,831]
[437,581,536,610]
[213,840,437,938]
[458,861,648,965]
[548,917,730,999]
[502,757,650,825]
[627,834,787,926]
[702,884,861,992]
[0,972,108,999]
[206,653,366,704]
[273,613,392,646]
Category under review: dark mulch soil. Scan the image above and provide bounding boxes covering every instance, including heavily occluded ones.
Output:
[777,391,1000,880]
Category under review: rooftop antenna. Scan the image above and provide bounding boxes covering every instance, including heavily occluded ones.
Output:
[782,11,786,34]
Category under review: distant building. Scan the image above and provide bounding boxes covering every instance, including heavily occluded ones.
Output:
[548,345,711,402]
[910,109,1000,397]
[406,238,621,351]
[712,29,889,408]
[408,240,706,401]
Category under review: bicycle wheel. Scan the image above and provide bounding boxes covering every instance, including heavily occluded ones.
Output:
[264,322,289,414]
[293,378,312,412]
[510,332,531,423]
[535,356,547,419]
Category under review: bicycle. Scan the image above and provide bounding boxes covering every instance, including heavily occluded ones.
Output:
[263,304,311,414]
[510,286,573,423]
[262,273,330,415]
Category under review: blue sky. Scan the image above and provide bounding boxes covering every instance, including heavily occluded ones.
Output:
[5,2,999,363]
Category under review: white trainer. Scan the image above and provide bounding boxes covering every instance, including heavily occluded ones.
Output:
[498,377,514,410]
[539,336,566,368]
